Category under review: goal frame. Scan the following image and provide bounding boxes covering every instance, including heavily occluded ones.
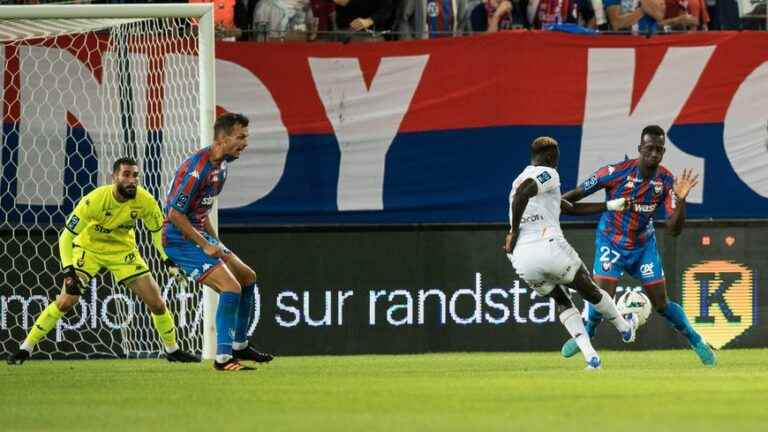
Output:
[0,4,218,359]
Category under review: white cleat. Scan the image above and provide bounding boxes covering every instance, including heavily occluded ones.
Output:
[621,313,638,343]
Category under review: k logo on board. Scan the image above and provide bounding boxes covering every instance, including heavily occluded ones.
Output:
[682,261,756,349]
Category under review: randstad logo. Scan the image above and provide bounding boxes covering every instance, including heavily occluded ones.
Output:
[682,261,756,349]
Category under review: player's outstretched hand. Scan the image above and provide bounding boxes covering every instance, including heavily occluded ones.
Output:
[674,168,699,200]
[503,232,518,254]
[202,242,226,258]
[164,258,188,289]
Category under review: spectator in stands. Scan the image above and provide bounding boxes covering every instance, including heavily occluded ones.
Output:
[486,0,514,31]
[661,0,709,30]
[334,0,393,40]
[527,0,596,28]
[398,0,472,39]
[234,0,261,41]
[310,0,336,39]
[604,0,665,32]
[253,0,315,40]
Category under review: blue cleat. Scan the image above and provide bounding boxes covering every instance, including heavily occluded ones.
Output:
[692,341,716,366]
[561,338,580,358]
[621,313,637,343]
[585,356,601,370]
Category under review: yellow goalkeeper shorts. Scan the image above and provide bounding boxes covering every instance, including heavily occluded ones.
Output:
[72,244,151,286]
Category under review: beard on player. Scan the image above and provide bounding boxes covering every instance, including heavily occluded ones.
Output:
[116,182,137,199]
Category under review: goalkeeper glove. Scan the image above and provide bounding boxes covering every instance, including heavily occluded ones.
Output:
[164,258,188,289]
[62,265,84,296]
[606,197,628,211]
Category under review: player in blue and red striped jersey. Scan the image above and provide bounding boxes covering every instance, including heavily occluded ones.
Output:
[560,125,716,366]
[163,113,273,372]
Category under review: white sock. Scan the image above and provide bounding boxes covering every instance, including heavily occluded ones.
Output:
[559,307,598,362]
[215,354,232,363]
[20,342,33,353]
[165,344,179,354]
[592,290,631,333]
[232,341,248,351]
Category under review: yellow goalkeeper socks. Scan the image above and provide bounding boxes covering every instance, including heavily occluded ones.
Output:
[151,309,179,353]
[22,302,64,351]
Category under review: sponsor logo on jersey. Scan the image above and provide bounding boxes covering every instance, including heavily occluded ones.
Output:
[93,224,112,233]
[520,214,543,224]
[124,252,136,264]
[601,261,612,272]
[67,215,80,231]
[536,171,552,184]
[583,175,598,191]
[682,260,756,349]
[640,262,655,277]
[633,203,658,213]
[201,196,215,206]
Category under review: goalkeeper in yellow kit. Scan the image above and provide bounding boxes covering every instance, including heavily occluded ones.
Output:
[7,157,199,364]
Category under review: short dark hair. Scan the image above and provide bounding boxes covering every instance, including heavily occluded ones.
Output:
[641,125,665,140]
[214,112,249,139]
[112,156,138,173]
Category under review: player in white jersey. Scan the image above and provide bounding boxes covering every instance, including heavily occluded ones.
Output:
[504,136,638,369]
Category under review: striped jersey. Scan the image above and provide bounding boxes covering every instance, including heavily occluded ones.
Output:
[163,147,227,241]
[580,158,676,249]
[427,0,456,38]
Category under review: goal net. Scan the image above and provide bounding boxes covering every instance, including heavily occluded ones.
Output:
[0,5,216,360]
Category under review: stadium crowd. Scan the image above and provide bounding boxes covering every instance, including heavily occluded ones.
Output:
[0,0,763,40]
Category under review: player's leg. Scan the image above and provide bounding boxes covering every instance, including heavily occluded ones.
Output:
[633,241,715,366]
[582,237,625,338]
[549,285,601,369]
[199,265,255,371]
[8,250,97,365]
[123,271,200,363]
[566,266,636,340]
[222,253,273,363]
[165,238,252,371]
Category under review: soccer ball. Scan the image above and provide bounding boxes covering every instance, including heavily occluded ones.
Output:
[617,290,652,326]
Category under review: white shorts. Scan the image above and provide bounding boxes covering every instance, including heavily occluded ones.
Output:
[507,237,582,296]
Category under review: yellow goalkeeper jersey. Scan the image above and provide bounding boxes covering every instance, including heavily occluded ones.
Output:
[64,185,164,254]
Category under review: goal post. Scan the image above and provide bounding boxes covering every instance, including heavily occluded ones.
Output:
[0,4,218,360]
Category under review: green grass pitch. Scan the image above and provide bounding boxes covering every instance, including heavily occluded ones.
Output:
[2,349,767,432]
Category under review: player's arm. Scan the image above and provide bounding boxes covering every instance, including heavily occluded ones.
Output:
[203,216,219,241]
[560,164,626,215]
[561,196,628,215]
[504,178,538,254]
[167,208,224,258]
[665,169,699,236]
[58,195,95,289]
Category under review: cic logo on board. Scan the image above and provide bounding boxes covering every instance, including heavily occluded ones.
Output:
[682,261,757,349]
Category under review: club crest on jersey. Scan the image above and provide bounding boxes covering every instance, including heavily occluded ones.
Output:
[130,210,138,219]
[625,181,634,190]
[536,172,552,184]
[653,181,663,194]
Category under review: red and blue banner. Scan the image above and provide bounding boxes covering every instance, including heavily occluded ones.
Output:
[3,31,768,225]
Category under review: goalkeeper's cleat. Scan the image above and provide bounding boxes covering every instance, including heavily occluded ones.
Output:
[233,346,274,363]
[585,356,602,370]
[6,349,31,365]
[560,338,580,358]
[620,313,638,343]
[166,349,201,363]
[692,341,716,367]
[213,358,255,372]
